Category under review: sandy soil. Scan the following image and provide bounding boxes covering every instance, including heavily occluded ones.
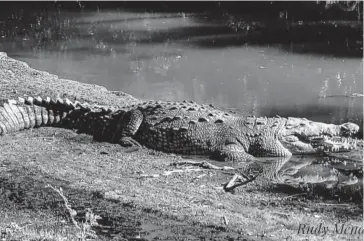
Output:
[0,52,362,241]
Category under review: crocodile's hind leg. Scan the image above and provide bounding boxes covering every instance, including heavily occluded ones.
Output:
[111,109,144,147]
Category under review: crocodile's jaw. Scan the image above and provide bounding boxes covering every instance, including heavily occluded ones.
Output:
[280,136,358,154]
[278,118,360,154]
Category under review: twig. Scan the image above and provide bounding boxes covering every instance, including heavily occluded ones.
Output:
[282,193,307,200]
[139,174,160,178]
[138,168,204,178]
[163,168,204,176]
[195,173,207,179]
[171,160,235,171]
[47,184,98,240]
[223,174,259,192]
[47,184,80,230]
[317,203,351,206]
[224,174,241,190]
[222,216,229,226]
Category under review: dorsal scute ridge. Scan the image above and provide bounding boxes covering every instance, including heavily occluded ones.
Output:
[4,96,95,112]
[64,98,73,109]
[17,97,25,104]
[7,99,17,105]
[25,96,34,105]
[34,96,43,105]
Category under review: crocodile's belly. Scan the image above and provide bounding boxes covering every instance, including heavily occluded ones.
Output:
[135,125,216,155]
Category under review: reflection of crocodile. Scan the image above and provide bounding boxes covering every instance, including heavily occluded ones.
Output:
[230,150,363,200]
[0,97,360,163]
[274,154,363,201]
[323,139,363,162]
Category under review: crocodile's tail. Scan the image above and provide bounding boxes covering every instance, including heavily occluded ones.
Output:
[0,96,112,137]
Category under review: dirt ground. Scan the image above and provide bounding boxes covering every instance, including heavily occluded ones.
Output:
[0,52,362,241]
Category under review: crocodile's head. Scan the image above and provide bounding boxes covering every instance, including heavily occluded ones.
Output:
[278,117,360,154]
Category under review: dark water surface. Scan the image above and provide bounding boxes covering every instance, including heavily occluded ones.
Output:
[1,11,362,127]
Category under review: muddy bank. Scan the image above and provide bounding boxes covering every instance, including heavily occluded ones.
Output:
[0,53,362,241]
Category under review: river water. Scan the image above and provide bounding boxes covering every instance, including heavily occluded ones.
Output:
[1,10,362,127]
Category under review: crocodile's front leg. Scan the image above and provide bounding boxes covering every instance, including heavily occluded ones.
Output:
[214,144,256,162]
[215,144,265,181]
[111,109,144,147]
[250,136,292,157]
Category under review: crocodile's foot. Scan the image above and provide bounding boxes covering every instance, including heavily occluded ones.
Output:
[119,137,142,148]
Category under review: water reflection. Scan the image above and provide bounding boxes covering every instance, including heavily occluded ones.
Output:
[220,151,362,201]
[276,154,362,201]
[242,153,363,202]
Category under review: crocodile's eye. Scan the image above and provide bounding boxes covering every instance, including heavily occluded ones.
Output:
[300,123,306,126]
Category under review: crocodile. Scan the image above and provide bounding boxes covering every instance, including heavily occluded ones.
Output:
[0,96,360,165]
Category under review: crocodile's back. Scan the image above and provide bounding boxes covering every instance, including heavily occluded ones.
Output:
[113,100,240,155]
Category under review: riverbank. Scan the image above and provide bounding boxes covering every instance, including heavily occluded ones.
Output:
[0,53,362,241]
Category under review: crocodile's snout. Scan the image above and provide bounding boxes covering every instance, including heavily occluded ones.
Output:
[279,119,360,154]
[340,122,360,136]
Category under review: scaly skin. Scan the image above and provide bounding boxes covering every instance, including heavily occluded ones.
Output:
[99,100,359,162]
[0,97,360,164]
[0,96,111,137]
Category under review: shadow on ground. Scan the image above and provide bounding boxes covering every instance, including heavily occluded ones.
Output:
[0,166,250,241]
